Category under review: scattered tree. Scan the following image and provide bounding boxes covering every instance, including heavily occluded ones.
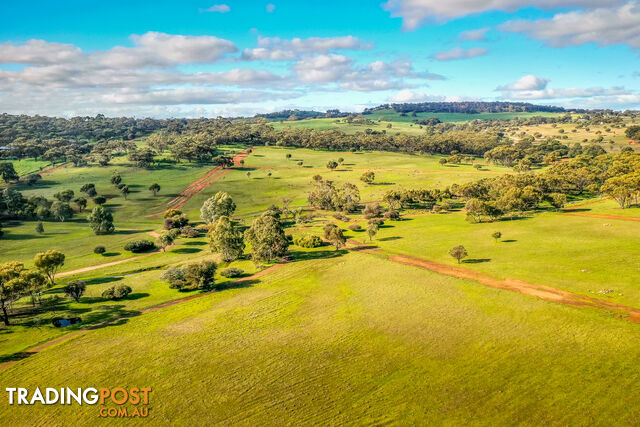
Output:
[64,280,86,302]
[449,245,468,264]
[149,183,161,196]
[200,191,236,224]
[34,250,65,286]
[323,223,346,250]
[244,211,289,263]
[208,216,245,262]
[88,206,115,235]
[492,231,502,243]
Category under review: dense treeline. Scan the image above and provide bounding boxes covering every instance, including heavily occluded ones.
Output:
[364,102,566,114]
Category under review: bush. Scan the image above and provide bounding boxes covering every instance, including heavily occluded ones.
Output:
[180,226,200,238]
[384,209,400,220]
[102,284,133,300]
[347,223,362,231]
[124,239,156,253]
[293,234,323,248]
[220,267,244,278]
[164,214,189,230]
[160,260,217,291]
[93,245,106,255]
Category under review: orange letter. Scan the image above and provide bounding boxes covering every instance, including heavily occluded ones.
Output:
[98,388,110,405]
[111,387,128,405]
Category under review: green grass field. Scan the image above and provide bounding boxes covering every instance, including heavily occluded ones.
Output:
[2,142,640,424]
[2,251,640,425]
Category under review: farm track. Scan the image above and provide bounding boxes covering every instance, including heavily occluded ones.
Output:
[0,261,286,372]
[345,239,640,323]
[145,148,253,217]
[558,212,640,222]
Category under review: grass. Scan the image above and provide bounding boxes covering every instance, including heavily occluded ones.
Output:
[363,108,563,122]
[9,158,51,176]
[2,251,640,424]
[2,141,640,423]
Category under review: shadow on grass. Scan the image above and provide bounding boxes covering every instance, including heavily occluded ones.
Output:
[101,252,121,257]
[502,239,517,243]
[183,241,207,246]
[290,249,348,261]
[116,229,151,235]
[462,258,491,264]
[377,236,402,241]
[1,233,47,240]
[171,247,202,254]
[0,351,35,364]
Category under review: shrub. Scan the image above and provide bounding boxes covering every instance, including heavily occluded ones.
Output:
[293,234,323,248]
[93,246,106,255]
[160,260,217,291]
[220,268,244,278]
[124,240,155,253]
[164,209,182,219]
[102,284,132,300]
[384,209,400,220]
[347,223,362,231]
[180,226,200,238]
[164,214,189,230]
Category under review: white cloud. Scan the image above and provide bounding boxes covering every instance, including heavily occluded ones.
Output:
[95,32,238,68]
[293,54,353,83]
[459,28,489,42]
[388,90,445,102]
[0,39,82,65]
[204,4,230,13]
[383,0,628,29]
[266,3,276,13]
[497,75,550,91]
[242,36,372,60]
[500,3,640,49]
[497,76,635,101]
[100,88,298,105]
[432,47,488,61]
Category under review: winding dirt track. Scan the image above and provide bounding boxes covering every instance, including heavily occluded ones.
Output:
[345,239,640,323]
[145,148,253,217]
[0,262,286,372]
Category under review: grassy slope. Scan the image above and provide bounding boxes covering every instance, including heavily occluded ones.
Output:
[1,252,639,425]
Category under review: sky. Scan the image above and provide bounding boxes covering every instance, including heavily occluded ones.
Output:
[0,0,639,117]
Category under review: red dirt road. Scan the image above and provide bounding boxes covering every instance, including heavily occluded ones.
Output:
[345,239,640,322]
[145,148,253,217]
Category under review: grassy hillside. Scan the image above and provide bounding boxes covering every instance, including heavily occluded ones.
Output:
[2,251,640,425]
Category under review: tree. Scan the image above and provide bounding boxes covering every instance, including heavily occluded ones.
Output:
[74,196,87,212]
[362,203,381,219]
[244,211,289,263]
[149,183,161,196]
[64,280,86,302]
[439,158,448,165]
[200,191,236,224]
[449,245,468,264]
[120,185,130,200]
[548,193,567,210]
[88,206,115,235]
[326,160,338,170]
[35,221,44,234]
[360,171,375,184]
[50,201,73,222]
[156,232,175,252]
[110,171,122,187]
[0,262,26,325]
[54,189,74,202]
[208,216,245,262]
[323,223,346,250]
[34,250,65,286]
[161,261,217,291]
[492,231,502,243]
[21,270,49,306]
[93,195,107,206]
[80,183,97,198]
[366,220,379,242]
[625,125,640,140]
[102,284,132,300]
[0,163,19,183]
[0,223,3,239]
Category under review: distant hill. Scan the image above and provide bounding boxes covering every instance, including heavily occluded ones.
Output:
[255,109,348,121]
[363,102,566,115]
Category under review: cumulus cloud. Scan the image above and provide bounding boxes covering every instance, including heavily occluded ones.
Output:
[432,47,488,61]
[266,3,276,13]
[497,75,550,91]
[383,0,628,29]
[95,32,238,68]
[388,90,445,102]
[497,75,634,101]
[242,35,372,60]
[204,4,230,13]
[0,40,82,65]
[500,3,640,49]
[459,28,489,42]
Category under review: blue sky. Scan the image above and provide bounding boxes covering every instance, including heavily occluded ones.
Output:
[0,0,638,117]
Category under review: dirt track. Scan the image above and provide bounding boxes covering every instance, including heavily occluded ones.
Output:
[0,261,285,372]
[145,148,253,217]
[559,212,640,222]
[345,239,640,322]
